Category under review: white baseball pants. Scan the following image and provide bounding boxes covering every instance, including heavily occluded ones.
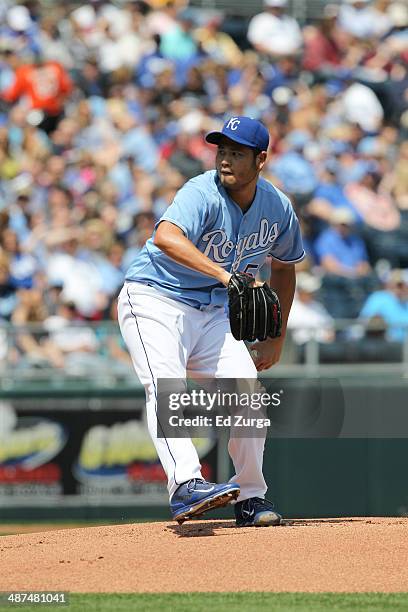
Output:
[118,281,267,501]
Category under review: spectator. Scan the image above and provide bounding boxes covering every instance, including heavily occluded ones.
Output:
[302,4,343,73]
[385,3,408,61]
[247,0,302,59]
[44,227,107,318]
[315,208,371,278]
[96,10,148,78]
[43,280,64,318]
[339,82,384,133]
[370,0,394,38]
[159,8,198,63]
[338,0,387,40]
[146,0,179,37]
[11,287,64,368]
[287,272,334,345]
[74,56,107,97]
[122,211,156,270]
[0,228,38,289]
[0,0,406,373]
[344,161,408,267]
[167,132,206,179]
[308,159,361,226]
[289,83,332,133]
[360,268,408,341]
[98,295,132,375]
[1,54,73,134]
[392,140,408,211]
[0,126,20,181]
[79,219,123,298]
[0,250,17,320]
[44,301,98,351]
[383,57,408,127]
[1,5,40,57]
[195,14,244,68]
[344,161,400,232]
[44,300,103,374]
[314,208,375,318]
[7,193,32,243]
[38,16,74,69]
[269,130,318,205]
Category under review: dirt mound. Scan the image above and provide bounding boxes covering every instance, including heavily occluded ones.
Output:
[0,524,88,536]
[1,518,408,592]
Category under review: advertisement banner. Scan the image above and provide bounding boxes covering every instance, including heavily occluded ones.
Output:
[0,398,218,509]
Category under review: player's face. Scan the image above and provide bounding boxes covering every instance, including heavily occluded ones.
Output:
[215,137,265,192]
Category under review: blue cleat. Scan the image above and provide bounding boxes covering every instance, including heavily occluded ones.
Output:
[234,497,282,527]
[171,478,240,524]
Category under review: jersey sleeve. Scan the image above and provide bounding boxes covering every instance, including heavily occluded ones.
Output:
[268,195,305,263]
[157,184,210,244]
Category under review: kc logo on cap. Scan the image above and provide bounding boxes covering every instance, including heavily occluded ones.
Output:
[225,117,241,131]
[205,115,270,151]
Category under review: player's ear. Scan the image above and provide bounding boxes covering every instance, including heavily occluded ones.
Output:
[257,151,267,171]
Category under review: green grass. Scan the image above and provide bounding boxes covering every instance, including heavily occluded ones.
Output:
[1,593,408,612]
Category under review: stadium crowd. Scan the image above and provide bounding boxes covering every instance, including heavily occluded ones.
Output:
[0,0,407,372]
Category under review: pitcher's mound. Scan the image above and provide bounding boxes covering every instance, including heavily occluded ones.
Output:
[1,518,408,592]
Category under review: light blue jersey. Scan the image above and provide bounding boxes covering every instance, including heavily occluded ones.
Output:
[126,170,304,309]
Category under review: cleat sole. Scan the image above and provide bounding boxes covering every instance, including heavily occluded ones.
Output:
[174,488,239,524]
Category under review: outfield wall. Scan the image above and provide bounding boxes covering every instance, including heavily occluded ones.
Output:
[0,372,407,520]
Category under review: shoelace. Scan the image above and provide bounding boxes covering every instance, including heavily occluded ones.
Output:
[187,478,212,492]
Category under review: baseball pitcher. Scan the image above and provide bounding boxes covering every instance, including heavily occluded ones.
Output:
[118,116,304,525]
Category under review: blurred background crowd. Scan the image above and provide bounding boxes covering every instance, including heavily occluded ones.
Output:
[0,0,407,374]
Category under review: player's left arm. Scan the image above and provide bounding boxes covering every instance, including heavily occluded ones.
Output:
[251,259,296,371]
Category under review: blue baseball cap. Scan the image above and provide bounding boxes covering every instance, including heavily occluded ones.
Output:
[205,116,270,151]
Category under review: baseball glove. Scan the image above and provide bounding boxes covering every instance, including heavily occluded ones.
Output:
[227,272,282,342]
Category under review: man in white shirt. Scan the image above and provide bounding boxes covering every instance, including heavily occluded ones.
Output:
[288,272,334,345]
[340,82,384,132]
[338,0,391,40]
[247,0,303,58]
